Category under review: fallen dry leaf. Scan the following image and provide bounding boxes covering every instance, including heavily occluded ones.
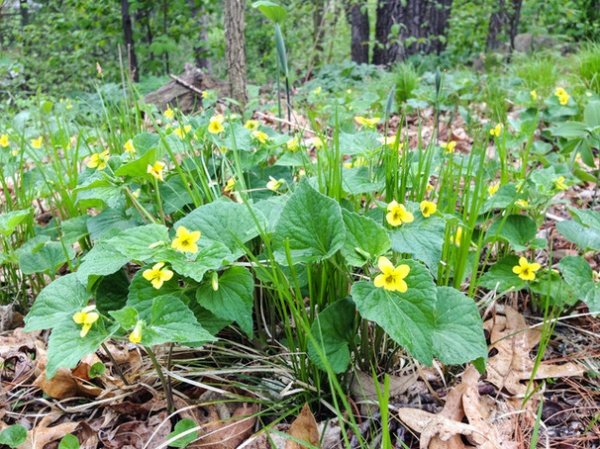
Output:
[103,410,170,449]
[21,411,79,449]
[285,403,319,449]
[191,402,257,449]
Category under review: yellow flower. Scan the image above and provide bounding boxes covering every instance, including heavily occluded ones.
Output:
[554,176,568,191]
[173,124,192,139]
[129,320,143,343]
[419,201,437,218]
[208,115,225,134]
[0,134,8,147]
[373,256,410,293]
[313,86,322,95]
[441,141,456,154]
[530,90,538,101]
[31,136,43,149]
[73,305,100,338]
[555,87,570,105]
[353,156,368,167]
[244,120,260,130]
[142,262,174,289]
[164,108,174,119]
[490,123,503,137]
[266,176,285,191]
[450,227,463,247]
[313,137,324,149]
[252,130,269,144]
[386,200,414,227]
[171,226,201,253]
[147,161,166,181]
[512,256,541,281]
[224,177,236,193]
[355,116,380,129]
[343,162,353,169]
[488,183,500,197]
[124,139,135,154]
[287,137,299,152]
[515,199,529,208]
[378,135,398,146]
[87,150,111,170]
[202,91,209,98]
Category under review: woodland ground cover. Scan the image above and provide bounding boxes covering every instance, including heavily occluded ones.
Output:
[0,28,600,449]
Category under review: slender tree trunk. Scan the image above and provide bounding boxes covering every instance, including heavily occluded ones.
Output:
[346,0,369,64]
[224,0,247,111]
[19,0,29,27]
[373,0,452,66]
[486,0,522,52]
[121,0,139,82]
[190,2,212,73]
[312,0,325,65]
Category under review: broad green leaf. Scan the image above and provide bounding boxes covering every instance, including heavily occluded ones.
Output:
[88,362,106,379]
[167,240,233,283]
[105,224,170,260]
[485,214,537,251]
[109,306,138,330]
[126,268,182,322]
[308,298,356,373]
[273,179,345,264]
[46,319,119,378]
[24,273,92,331]
[478,255,527,292]
[0,425,27,447]
[550,121,588,138]
[58,215,89,245]
[95,269,130,314]
[342,166,384,195]
[142,296,216,346]
[196,266,254,338]
[175,200,261,258]
[390,213,445,272]
[252,197,287,233]
[17,236,76,275]
[338,131,380,155]
[159,176,194,215]
[114,147,158,179]
[559,256,600,314]
[76,242,131,285]
[58,434,80,449]
[132,132,160,154]
[341,209,390,266]
[583,101,600,127]
[529,270,577,308]
[479,184,517,214]
[252,0,286,23]
[167,419,198,448]
[351,260,437,365]
[432,287,487,365]
[0,209,31,236]
[189,302,232,335]
[86,208,137,241]
[556,220,600,252]
[75,178,124,209]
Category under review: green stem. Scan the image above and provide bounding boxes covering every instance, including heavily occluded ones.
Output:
[145,345,174,413]
[101,342,130,386]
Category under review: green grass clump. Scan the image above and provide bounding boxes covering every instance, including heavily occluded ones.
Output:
[394,62,420,105]
[510,53,561,94]
[578,42,600,94]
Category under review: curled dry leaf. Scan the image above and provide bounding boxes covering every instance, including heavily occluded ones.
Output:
[20,411,79,449]
[285,403,319,449]
[191,402,257,449]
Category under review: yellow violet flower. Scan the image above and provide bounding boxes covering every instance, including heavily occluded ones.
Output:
[450,227,463,247]
[441,141,456,154]
[490,123,503,137]
[244,120,260,130]
[515,199,529,208]
[555,87,570,105]
[143,262,174,289]
[488,183,500,197]
[530,90,538,101]
[252,130,269,144]
[355,116,380,129]
[374,256,410,293]
[313,137,324,149]
[208,115,225,134]
[386,200,414,227]
[73,305,100,338]
[224,177,236,193]
[31,136,43,149]
[419,201,437,218]
[202,91,208,98]
[554,176,568,191]
[147,161,166,181]
[287,137,299,152]
[164,108,174,119]
[124,139,135,154]
[171,226,201,253]
[173,124,192,139]
[266,176,285,191]
[129,320,143,343]
[87,150,111,170]
[313,86,322,95]
[512,257,541,281]
[0,134,8,147]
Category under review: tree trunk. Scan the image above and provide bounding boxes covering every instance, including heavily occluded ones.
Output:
[191,3,212,74]
[486,0,523,52]
[373,0,452,66]
[224,0,247,111]
[19,0,29,27]
[346,0,369,64]
[121,0,139,82]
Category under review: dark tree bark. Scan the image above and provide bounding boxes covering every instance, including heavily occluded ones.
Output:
[486,0,523,52]
[190,2,212,74]
[224,0,247,111]
[19,0,29,27]
[345,0,369,64]
[121,0,139,82]
[373,0,452,66]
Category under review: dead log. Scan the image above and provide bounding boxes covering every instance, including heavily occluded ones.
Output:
[143,62,224,114]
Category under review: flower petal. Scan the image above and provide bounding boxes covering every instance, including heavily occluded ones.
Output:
[377,256,394,273]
